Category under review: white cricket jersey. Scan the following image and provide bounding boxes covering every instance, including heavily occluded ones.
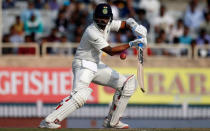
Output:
[74,20,122,63]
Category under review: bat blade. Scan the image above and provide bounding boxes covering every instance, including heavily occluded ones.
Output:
[137,61,145,93]
[137,47,145,93]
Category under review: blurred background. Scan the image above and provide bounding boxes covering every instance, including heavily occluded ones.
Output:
[0,0,210,128]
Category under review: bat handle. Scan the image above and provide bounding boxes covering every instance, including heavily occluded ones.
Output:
[137,36,144,64]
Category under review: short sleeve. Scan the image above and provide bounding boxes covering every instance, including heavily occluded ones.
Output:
[110,20,122,32]
[87,29,109,50]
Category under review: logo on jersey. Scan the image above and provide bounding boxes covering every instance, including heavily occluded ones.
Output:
[102,6,108,14]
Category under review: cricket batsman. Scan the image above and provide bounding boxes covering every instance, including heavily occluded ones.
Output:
[39,3,147,129]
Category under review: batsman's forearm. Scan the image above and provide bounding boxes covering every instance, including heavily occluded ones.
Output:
[102,44,130,56]
[110,44,130,56]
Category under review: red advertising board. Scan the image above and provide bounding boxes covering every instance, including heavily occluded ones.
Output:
[0,68,98,103]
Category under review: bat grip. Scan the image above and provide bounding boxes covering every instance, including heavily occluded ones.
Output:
[137,36,144,64]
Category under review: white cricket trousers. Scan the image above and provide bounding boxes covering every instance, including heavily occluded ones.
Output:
[72,59,127,93]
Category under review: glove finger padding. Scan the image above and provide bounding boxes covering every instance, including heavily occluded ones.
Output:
[126,18,147,38]
[126,18,138,29]
[133,25,147,38]
[140,37,147,47]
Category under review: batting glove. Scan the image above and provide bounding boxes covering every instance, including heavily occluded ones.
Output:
[126,18,147,38]
[132,25,147,38]
[129,37,147,48]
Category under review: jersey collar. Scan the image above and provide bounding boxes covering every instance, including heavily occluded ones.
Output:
[93,22,104,32]
[93,19,111,33]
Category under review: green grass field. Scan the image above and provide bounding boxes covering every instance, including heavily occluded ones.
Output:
[0,129,210,131]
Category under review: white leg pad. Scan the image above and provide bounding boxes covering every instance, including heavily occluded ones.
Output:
[45,88,92,123]
[121,75,137,96]
[109,96,129,127]
[72,88,93,107]
[108,75,137,127]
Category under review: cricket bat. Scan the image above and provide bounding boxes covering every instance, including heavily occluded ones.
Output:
[137,37,145,93]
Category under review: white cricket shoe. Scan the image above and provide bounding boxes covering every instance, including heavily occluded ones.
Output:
[39,120,61,129]
[103,117,129,129]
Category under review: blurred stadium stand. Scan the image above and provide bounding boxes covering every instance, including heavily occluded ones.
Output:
[0,0,210,128]
[1,0,210,57]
